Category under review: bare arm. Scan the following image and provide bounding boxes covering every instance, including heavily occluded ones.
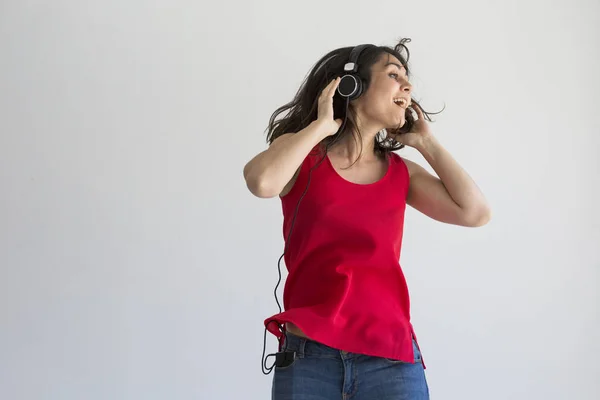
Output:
[244,77,342,198]
[403,135,491,227]
[392,104,491,227]
[243,120,331,198]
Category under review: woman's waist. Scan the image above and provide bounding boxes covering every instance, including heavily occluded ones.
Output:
[285,252,403,276]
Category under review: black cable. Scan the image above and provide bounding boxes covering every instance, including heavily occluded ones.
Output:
[260,162,321,375]
[261,98,349,375]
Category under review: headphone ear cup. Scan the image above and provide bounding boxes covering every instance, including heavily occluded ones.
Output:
[337,74,362,99]
[351,76,363,100]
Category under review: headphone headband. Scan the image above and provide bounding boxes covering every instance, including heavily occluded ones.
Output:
[338,44,374,100]
[343,44,373,73]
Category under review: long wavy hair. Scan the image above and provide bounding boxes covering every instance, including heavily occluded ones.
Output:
[265,38,440,162]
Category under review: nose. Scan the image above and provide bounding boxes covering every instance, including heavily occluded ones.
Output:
[401,80,412,94]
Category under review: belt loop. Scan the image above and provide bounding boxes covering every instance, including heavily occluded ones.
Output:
[297,337,307,359]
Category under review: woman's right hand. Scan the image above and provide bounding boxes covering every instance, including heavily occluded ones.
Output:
[316,77,343,137]
[244,77,344,198]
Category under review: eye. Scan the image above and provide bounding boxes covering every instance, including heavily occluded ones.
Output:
[389,73,398,79]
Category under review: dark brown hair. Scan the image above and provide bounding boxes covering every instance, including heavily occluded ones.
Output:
[265,38,440,160]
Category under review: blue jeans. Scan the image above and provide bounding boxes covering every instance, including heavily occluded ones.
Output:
[272,332,429,399]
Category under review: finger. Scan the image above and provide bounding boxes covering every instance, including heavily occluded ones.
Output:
[324,78,336,92]
[319,79,336,100]
[328,77,341,97]
[411,102,424,120]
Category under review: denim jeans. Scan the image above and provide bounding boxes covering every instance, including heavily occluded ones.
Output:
[272,332,430,399]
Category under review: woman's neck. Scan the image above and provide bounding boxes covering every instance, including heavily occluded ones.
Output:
[328,130,380,163]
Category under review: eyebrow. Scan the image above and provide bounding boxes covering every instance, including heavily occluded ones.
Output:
[385,62,408,74]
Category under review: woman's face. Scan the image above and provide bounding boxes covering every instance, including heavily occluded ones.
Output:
[354,54,412,131]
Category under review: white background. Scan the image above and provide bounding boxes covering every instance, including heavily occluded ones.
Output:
[1,1,598,399]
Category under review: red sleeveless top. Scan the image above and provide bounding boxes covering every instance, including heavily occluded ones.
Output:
[264,146,422,364]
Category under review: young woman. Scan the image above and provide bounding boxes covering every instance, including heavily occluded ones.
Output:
[243,39,491,400]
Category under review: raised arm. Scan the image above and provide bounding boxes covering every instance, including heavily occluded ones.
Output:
[243,121,329,198]
[394,104,491,227]
[244,78,342,198]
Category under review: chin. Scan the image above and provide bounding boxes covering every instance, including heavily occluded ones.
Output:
[389,116,405,129]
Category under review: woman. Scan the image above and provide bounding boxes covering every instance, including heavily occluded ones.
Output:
[243,39,491,400]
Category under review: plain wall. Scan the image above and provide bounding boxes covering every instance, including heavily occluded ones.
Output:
[1,1,598,399]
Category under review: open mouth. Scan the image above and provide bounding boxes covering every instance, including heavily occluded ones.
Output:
[393,97,409,108]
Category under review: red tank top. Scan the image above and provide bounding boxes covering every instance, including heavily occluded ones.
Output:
[264,146,422,364]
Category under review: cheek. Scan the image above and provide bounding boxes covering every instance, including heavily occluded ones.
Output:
[360,83,400,117]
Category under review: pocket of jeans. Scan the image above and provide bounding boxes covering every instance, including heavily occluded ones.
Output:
[274,353,299,372]
[385,340,422,364]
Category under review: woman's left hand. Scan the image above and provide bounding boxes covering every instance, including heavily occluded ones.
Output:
[389,104,432,149]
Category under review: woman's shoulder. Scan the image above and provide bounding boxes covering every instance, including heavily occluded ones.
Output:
[393,153,421,178]
[278,144,324,198]
[389,151,412,179]
[389,151,406,166]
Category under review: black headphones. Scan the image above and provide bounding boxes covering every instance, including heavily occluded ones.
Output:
[337,44,373,100]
